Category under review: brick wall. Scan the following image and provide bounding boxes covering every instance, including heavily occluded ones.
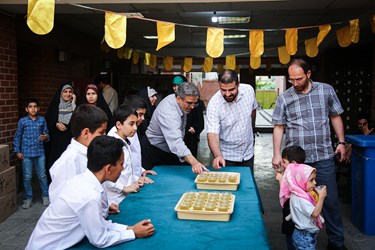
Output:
[0,14,18,166]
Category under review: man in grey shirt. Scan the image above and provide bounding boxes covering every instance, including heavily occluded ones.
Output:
[140,82,208,174]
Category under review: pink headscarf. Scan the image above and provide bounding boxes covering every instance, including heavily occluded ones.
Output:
[85,84,98,95]
[279,163,324,229]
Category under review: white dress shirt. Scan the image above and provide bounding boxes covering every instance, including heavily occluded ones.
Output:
[105,129,137,204]
[206,84,257,162]
[26,170,135,250]
[102,84,118,114]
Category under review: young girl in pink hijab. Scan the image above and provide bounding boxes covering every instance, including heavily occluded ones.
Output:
[279,163,327,249]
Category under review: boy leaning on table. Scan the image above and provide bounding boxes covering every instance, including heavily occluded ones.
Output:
[26,136,154,250]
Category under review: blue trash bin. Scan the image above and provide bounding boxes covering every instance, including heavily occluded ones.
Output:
[345,135,375,235]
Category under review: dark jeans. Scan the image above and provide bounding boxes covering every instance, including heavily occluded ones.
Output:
[309,157,344,248]
[225,156,254,173]
[140,136,184,170]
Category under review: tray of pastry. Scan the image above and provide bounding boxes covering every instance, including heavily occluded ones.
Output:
[194,172,240,190]
[174,191,235,222]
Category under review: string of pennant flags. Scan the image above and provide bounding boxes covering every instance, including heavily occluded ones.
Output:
[27,0,375,72]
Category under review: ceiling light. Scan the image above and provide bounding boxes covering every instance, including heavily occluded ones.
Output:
[218,16,250,24]
[143,36,158,39]
[211,11,218,23]
[224,34,247,39]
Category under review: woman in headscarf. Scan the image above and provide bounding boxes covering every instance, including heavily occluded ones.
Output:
[45,83,76,175]
[81,84,113,132]
[137,86,157,138]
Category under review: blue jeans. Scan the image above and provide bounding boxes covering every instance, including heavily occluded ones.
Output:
[22,155,49,200]
[292,228,317,249]
[310,157,344,248]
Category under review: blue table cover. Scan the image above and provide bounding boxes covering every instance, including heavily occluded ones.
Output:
[71,166,270,249]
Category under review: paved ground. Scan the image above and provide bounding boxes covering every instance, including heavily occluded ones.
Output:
[1,129,375,249]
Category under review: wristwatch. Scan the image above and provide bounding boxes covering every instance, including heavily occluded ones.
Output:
[337,141,347,146]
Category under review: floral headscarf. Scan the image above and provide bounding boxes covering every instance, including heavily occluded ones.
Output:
[58,84,75,125]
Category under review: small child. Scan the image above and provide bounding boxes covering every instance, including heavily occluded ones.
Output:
[279,163,327,249]
[106,104,145,205]
[13,98,50,209]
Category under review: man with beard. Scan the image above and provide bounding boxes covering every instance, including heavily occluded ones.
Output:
[272,58,347,250]
[140,82,208,174]
[206,69,257,171]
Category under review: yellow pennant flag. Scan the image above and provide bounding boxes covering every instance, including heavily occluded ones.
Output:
[305,38,319,58]
[132,50,139,64]
[371,15,375,34]
[203,57,213,73]
[217,64,224,73]
[226,56,236,70]
[249,30,264,57]
[278,46,290,65]
[123,47,133,60]
[164,57,173,71]
[206,28,224,58]
[350,19,360,43]
[336,26,351,47]
[183,58,193,72]
[250,56,261,69]
[105,12,127,49]
[317,24,331,46]
[117,47,125,59]
[156,22,175,51]
[144,53,151,66]
[27,0,54,35]
[149,54,157,69]
[285,28,298,55]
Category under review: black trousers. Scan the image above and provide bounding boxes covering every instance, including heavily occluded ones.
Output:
[140,135,184,170]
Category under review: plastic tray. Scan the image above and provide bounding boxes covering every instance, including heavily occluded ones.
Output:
[174,191,235,222]
[194,172,240,191]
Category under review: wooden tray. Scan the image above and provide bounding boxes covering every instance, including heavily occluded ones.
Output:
[194,172,240,191]
[174,191,235,222]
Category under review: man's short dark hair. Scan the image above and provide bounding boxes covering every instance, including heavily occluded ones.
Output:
[25,98,39,107]
[288,58,311,74]
[113,104,137,124]
[95,74,110,85]
[87,136,124,173]
[282,145,306,164]
[218,69,239,85]
[70,104,108,138]
[123,95,147,110]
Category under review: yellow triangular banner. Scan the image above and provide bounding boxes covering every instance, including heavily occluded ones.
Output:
[278,46,290,65]
[132,50,139,64]
[144,53,151,66]
[149,54,157,69]
[285,28,298,55]
[250,56,261,69]
[305,38,319,58]
[164,56,173,71]
[226,56,236,70]
[217,64,224,73]
[317,24,331,46]
[117,47,124,59]
[249,30,264,57]
[183,58,193,72]
[156,22,175,51]
[336,25,351,47]
[203,57,213,73]
[206,28,224,58]
[123,47,133,60]
[27,0,54,35]
[371,15,375,34]
[105,12,127,49]
[350,19,360,43]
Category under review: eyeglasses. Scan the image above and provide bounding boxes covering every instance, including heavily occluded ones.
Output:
[185,101,199,108]
[288,77,304,84]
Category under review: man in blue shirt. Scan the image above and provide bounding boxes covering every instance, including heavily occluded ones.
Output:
[13,98,50,209]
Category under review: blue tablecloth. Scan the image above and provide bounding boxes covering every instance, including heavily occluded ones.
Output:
[71,166,270,249]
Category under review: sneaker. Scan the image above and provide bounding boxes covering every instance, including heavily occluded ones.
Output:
[42,197,50,206]
[22,199,33,209]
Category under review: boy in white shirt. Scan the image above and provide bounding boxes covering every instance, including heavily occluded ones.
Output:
[26,136,154,249]
[49,104,118,215]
